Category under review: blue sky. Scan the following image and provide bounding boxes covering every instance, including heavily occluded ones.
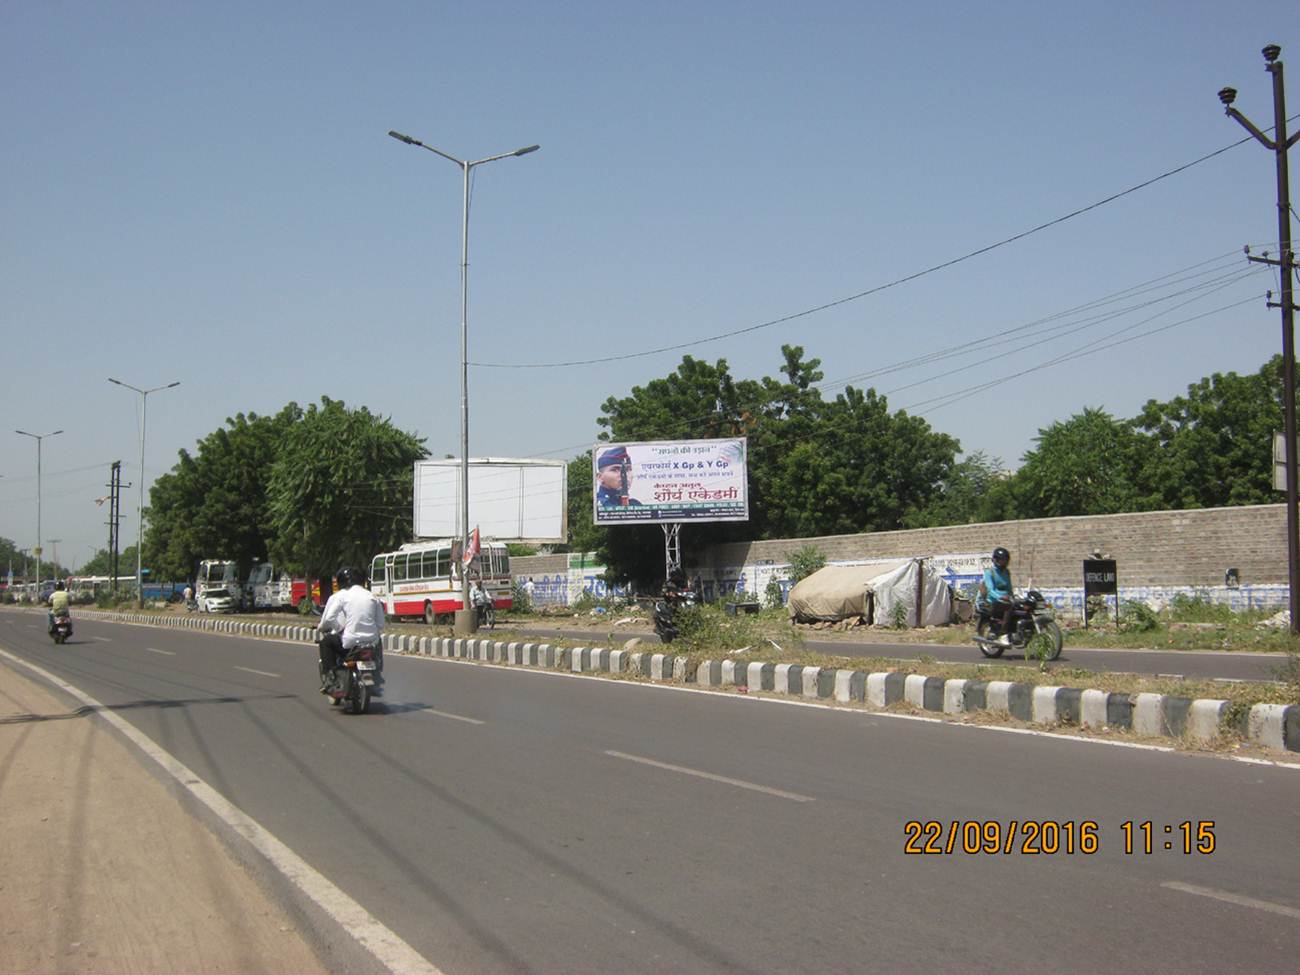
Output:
[1,0,1295,569]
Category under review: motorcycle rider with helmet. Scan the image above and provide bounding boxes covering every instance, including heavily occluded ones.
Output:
[316,566,385,693]
[981,547,1015,646]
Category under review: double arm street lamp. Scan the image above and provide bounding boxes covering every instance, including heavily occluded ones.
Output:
[109,378,180,607]
[387,130,539,630]
[14,428,63,600]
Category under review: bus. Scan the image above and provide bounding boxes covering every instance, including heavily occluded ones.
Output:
[370,539,512,624]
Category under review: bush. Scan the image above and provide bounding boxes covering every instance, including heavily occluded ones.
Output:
[888,601,909,629]
[512,580,533,615]
[1169,591,1236,624]
[763,577,785,610]
[787,545,827,584]
[1118,599,1159,632]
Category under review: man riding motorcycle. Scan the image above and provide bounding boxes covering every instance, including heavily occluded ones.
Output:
[48,580,71,634]
[316,567,385,693]
[980,547,1015,646]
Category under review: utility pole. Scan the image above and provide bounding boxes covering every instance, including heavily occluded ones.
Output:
[1220,44,1300,633]
[106,461,127,592]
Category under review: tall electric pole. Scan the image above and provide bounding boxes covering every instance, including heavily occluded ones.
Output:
[1220,44,1300,632]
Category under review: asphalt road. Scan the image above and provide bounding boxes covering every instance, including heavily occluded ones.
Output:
[3,609,1298,974]
[506,623,1290,682]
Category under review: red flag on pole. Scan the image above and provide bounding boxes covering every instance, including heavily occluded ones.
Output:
[463,526,481,567]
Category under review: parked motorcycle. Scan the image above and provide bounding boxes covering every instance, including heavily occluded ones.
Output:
[320,643,383,714]
[653,586,696,644]
[49,613,73,645]
[973,590,1062,660]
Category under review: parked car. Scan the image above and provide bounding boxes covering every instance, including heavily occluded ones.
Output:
[202,587,240,613]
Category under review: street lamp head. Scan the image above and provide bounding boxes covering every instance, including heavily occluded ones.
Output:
[1262,44,1281,63]
[1218,86,1237,107]
[389,130,417,145]
[165,381,181,389]
[514,145,541,157]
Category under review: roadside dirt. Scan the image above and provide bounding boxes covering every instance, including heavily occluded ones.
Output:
[0,665,330,975]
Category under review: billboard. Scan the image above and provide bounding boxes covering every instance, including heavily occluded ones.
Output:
[414,458,567,543]
[592,438,749,525]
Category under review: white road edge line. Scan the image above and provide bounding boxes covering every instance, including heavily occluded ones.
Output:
[92,636,112,642]
[1162,881,1300,920]
[605,749,816,802]
[234,666,281,678]
[145,647,177,656]
[0,646,445,975]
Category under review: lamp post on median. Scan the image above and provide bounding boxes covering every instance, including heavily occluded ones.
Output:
[108,378,180,608]
[387,129,539,633]
[15,428,63,602]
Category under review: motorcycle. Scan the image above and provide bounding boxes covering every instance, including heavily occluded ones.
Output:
[653,586,696,644]
[320,643,383,714]
[49,613,73,645]
[973,590,1062,660]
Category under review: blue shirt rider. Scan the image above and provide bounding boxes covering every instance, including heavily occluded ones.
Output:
[981,547,1015,645]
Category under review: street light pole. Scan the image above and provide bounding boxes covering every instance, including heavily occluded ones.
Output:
[388,130,539,631]
[109,378,180,607]
[1220,44,1300,632]
[14,429,63,600]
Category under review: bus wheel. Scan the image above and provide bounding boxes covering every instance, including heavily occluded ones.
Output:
[424,602,436,625]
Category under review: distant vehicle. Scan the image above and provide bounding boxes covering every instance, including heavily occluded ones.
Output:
[370,538,512,624]
[200,587,240,614]
[244,562,329,612]
[197,560,242,613]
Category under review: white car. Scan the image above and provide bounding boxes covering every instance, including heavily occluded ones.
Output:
[202,588,240,613]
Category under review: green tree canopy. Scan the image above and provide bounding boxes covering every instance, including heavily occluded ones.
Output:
[145,405,302,579]
[266,397,426,579]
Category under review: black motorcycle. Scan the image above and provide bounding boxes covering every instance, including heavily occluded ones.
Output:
[973,590,1062,660]
[49,613,73,645]
[653,587,696,643]
[321,643,383,714]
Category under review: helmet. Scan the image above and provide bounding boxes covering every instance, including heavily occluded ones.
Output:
[335,566,355,589]
[992,547,1010,566]
[55,580,66,590]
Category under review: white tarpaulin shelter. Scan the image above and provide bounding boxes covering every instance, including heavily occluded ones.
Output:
[787,560,952,626]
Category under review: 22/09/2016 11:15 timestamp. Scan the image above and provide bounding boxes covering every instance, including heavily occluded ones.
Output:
[902,820,1217,855]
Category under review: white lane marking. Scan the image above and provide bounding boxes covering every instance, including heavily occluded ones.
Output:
[234,666,281,678]
[605,749,815,803]
[145,647,177,656]
[92,636,112,642]
[418,707,484,726]
[1162,881,1300,920]
[0,646,446,975]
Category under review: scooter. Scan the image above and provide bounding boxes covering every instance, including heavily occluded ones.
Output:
[973,590,1063,660]
[320,643,383,714]
[49,613,73,645]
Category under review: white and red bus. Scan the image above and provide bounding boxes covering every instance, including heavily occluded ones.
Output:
[370,539,512,623]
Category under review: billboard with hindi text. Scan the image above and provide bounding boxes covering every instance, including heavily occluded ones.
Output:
[591,438,749,525]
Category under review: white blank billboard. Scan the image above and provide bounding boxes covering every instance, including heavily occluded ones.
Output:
[414,458,567,543]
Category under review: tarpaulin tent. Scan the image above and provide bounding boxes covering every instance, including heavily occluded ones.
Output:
[786,560,952,626]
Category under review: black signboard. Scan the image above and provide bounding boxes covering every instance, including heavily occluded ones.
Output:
[1083,559,1117,629]
[1083,559,1117,595]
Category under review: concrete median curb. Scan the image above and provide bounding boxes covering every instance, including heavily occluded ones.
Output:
[74,609,1299,754]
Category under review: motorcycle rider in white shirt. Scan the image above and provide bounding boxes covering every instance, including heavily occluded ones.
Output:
[316,566,385,693]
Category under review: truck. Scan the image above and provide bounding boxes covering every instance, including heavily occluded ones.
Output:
[244,562,329,612]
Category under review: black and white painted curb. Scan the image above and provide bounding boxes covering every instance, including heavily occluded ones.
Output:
[72,610,1300,754]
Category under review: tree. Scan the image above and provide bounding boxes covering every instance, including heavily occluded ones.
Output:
[1133,357,1290,509]
[903,451,1006,528]
[266,398,426,585]
[146,405,302,580]
[1006,408,1146,518]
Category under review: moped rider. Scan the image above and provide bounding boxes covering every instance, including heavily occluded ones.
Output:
[316,567,384,692]
[980,547,1015,646]
[48,580,71,633]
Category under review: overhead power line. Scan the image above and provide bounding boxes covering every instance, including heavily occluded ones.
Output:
[472,122,1296,370]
